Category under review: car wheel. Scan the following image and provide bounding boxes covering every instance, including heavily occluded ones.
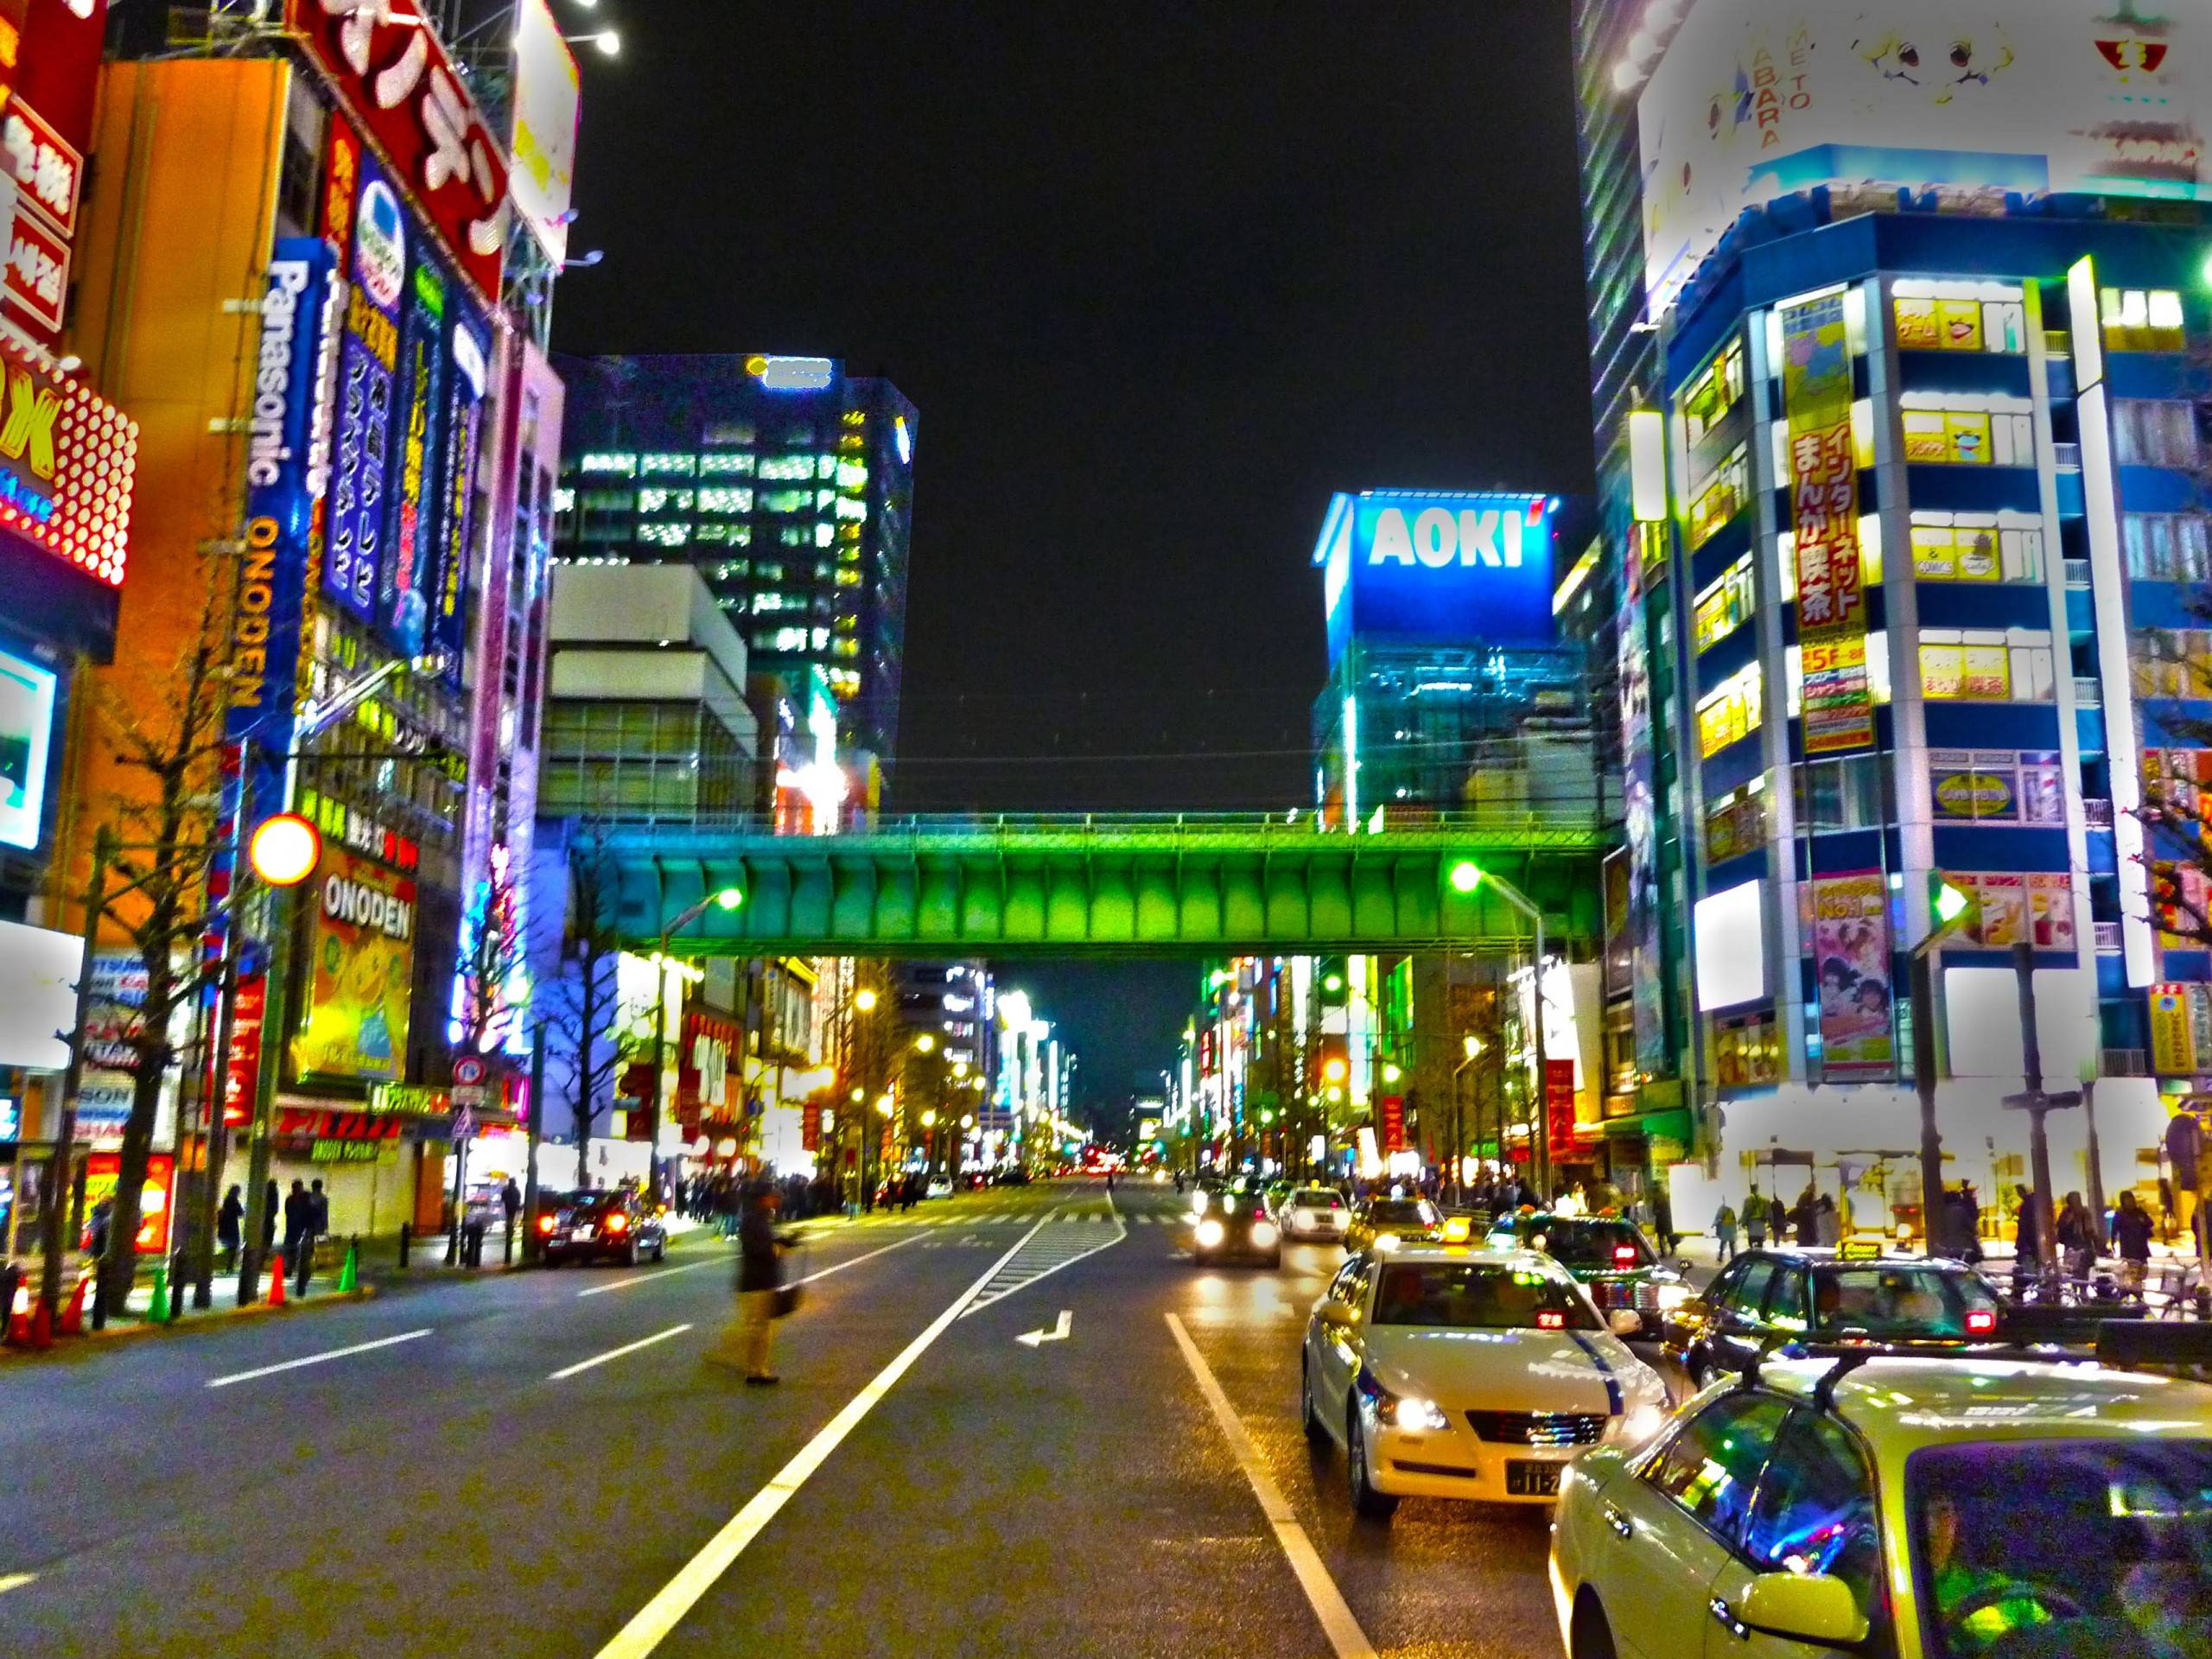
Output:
[654,1240,667,1262]
[1570,1592,1618,1659]
[1301,1359,1330,1446]
[1346,1408,1397,1521]
[622,1241,639,1267]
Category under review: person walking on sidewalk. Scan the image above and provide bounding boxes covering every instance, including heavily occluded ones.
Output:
[2056,1192,2096,1282]
[2113,1191,2155,1300]
[283,1180,312,1295]
[217,1185,245,1271]
[1744,1186,1769,1249]
[707,1185,791,1384]
[260,1179,279,1260]
[1713,1202,1738,1262]
[500,1178,522,1247]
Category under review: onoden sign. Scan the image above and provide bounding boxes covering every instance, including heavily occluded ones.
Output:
[293,844,416,1082]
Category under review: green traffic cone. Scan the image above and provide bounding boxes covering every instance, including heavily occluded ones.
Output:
[335,1239,358,1294]
[146,1260,168,1325]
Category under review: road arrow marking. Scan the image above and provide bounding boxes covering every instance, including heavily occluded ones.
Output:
[1015,1309,1072,1348]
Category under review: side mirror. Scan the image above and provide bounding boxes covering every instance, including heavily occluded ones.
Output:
[1608,1308,1643,1338]
[1317,1300,1358,1330]
[1738,1573,1868,1648]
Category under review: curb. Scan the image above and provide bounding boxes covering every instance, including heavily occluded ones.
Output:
[0,1284,380,1366]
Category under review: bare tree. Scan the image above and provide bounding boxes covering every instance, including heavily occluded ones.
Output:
[538,823,644,1190]
[453,852,526,1062]
[87,605,230,1315]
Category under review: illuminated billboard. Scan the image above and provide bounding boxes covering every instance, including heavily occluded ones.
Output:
[1638,1,2212,308]
[293,845,417,1083]
[1313,490,1558,662]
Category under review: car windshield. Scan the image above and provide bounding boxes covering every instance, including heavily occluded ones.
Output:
[1293,1190,1342,1208]
[1510,1219,1653,1269]
[1909,1440,2212,1659]
[1812,1266,1999,1338]
[1368,1199,1437,1226]
[1370,1262,1599,1330]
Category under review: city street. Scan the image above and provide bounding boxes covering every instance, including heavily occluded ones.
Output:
[0,1179,1553,1658]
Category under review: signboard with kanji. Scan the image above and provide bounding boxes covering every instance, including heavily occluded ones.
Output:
[1780,291,1873,755]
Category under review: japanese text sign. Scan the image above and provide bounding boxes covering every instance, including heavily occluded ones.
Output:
[1780,293,1872,755]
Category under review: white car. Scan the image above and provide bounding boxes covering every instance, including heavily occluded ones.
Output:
[1280,1186,1351,1243]
[925,1175,954,1199]
[1300,1245,1667,1520]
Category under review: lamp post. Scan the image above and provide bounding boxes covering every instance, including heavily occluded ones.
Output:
[1452,1033,1484,1205]
[648,886,743,1202]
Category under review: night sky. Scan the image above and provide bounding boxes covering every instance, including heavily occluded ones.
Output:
[555,3,1596,1111]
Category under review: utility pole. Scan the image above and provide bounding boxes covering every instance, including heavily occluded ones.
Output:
[522,1022,545,1261]
[236,874,304,1305]
[2002,939,2078,1297]
[38,827,113,1329]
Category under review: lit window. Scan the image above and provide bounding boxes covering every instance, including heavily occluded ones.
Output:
[579,452,637,475]
[815,523,834,547]
[836,461,869,490]
[696,487,753,515]
[639,454,696,476]
[637,488,693,514]
[760,489,813,513]
[1681,338,1746,448]
[1694,666,1763,758]
[2101,287,2187,353]
[817,455,839,480]
[835,497,869,524]
[699,454,757,476]
[1893,292,2027,354]
[759,455,816,481]
[1693,554,1757,653]
[1687,442,1749,550]
[1910,515,2044,583]
[637,522,691,548]
[553,486,575,513]
[1704,779,1766,862]
[1919,630,2051,702]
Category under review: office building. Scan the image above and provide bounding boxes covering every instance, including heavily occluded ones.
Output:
[1580,0,2212,1230]
[551,353,916,765]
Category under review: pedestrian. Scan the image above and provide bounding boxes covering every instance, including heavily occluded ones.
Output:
[308,1177,329,1241]
[260,1178,280,1256]
[217,1184,245,1271]
[2056,1191,2096,1282]
[500,1177,522,1243]
[86,1196,113,1262]
[1744,1186,1768,1249]
[706,1185,790,1383]
[283,1179,312,1294]
[1815,1193,1841,1248]
[1713,1202,1738,1262]
[2012,1186,2041,1293]
[1948,1183,1984,1264]
[2113,1191,2155,1300]
[1792,1185,1819,1247]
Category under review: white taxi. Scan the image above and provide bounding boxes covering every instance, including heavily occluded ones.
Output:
[1280,1186,1351,1243]
[1550,1346,2212,1659]
[1300,1244,1669,1520]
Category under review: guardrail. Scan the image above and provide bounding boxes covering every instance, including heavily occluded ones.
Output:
[617,808,1612,842]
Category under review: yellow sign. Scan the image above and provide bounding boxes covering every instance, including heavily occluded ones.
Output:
[2150,984,2198,1077]
[292,846,416,1081]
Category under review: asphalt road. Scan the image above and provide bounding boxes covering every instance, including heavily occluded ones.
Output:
[0,1179,1560,1658]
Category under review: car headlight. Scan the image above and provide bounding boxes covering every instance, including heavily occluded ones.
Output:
[1190,1192,1211,1217]
[1608,1399,1669,1447]
[1656,1282,1693,1312]
[1373,1232,1400,1253]
[1379,1394,1450,1432]
[1250,1220,1279,1248]
[1195,1218,1225,1248]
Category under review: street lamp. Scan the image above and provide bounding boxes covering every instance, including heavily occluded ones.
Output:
[563,29,620,55]
[855,988,878,1013]
[1454,861,1552,1198]
[913,1032,937,1054]
[648,885,744,1198]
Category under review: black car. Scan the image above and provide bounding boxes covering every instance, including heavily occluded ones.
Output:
[539,1189,668,1267]
[1663,1243,2005,1386]
[1484,1212,1689,1339]
[1190,1185,1281,1268]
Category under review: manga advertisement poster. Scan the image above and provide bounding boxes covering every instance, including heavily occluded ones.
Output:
[292,846,416,1082]
[1811,871,1895,1079]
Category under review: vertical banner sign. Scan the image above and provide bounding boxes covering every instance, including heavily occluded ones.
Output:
[431,308,490,678]
[324,147,406,623]
[1378,1095,1406,1154]
[1618,540,1668,1072]
[1544,1059,1578,1163]
[228,238,342,832]
[292,845,416,1083]
[381,255,447,654]
[1810,872,1896,1080]
[1780,293,1874,754]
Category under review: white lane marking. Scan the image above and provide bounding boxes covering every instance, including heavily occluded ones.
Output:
[591,1216,1049,1659]
[549,1324,695,1382]
[577,1258,722,1298]
[0,1573,33,1596]
[1165,1313,1377,1659]
[791,1233,925,1286]
[1014,1309,1072,1348]
[205,1329,433,1390]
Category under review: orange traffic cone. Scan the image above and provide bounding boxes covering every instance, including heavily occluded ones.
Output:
[29,1299,52,1349]
[266,1252,285,1307]
[7,1278,29,1344]
[60,1265,92,1336]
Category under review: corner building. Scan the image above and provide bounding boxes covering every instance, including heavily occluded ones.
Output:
[1580,0,2212,1234]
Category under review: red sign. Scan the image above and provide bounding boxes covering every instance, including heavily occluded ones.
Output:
[3,200,67,334]
[0,327,138,588]
[2,96,81,238]
[1545,1060,1578,1163]
[273,1108,404,1143]
[0,0,107,345]
[285,0,511,305]
[1378,1095,1406,1154]
[219,975,267,1128]
[81,1151,175,1255]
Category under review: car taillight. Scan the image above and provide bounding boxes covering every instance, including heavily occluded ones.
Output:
[606,1212,629,1234]
[1612,1245,1637,1266]
[1965,1308,1998,1335]
[1537,1311,1566,1330]
[537,1216,556,1234]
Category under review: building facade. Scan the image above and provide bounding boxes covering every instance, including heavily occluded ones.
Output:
[550,353,916,766]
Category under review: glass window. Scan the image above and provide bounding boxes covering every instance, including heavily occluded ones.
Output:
[696,486,753,515]
[1731,1258,1779,1317]
[1642,1393,1790,1545]
[1706,781,1767,863]
[1369,1262,1599,1329]
[1696,667,1764,758]
[1688,442,1751,550]
[1765,1266,1812,1332]
[1744,1411,1885,1628]
[1921,637,2018,702]
[698,452,756,475]
[638,453,696,477]
[760,489,813,514]
[2100,286,2190,353]
[758,454,817,481]
[579,452,636,475]
[1694,554,1758,652]
[1796,753,1888,832]
[1810,1265,1999,1338]
[1682,338,1748,447]
[2113,400,2202,470]
[1908,1439,2212,1659]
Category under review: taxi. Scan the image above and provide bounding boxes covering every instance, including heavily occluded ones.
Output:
[1550,1338,2212,1659]
[1663,1242,2006,1388]
[1300,1244,1669,1520]
[1486,1211,1693,1340]
[1344,1194,1444,1255]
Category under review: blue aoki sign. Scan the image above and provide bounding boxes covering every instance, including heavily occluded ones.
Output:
[1314,490,1559,662]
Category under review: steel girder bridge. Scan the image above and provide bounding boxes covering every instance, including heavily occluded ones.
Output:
[587,811,1606,958]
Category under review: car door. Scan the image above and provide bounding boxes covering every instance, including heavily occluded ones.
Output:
[1584,1390,1791,1659]
[1707,1408,1894,1659]
[1712,1258,1780,1372]
[1308,1258,1370,1427]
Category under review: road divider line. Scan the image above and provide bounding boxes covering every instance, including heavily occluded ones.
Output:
[550,1324,694,1381]
[0,1573,33,1596]
[1165,1313,1376,1659]
[792,1233,925,1286]
[591,1216,1049,1659]
[205,1329,433,1390]
[577,1258,722,1297]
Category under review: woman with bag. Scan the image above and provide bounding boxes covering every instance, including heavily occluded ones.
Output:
[708,1183,795,1384]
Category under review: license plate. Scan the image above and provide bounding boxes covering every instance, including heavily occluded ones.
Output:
[573,1225,594,1241]
[1506,1461,1562,1497]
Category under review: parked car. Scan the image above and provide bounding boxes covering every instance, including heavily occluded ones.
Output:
[538,1189,667,1267]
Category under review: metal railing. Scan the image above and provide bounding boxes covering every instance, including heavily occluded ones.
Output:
[620,807,1611,842]
[2073,677,2103,708]
[2052,441,2082,470]
[2082,798,2113,829]
[2099,1046,2148,1075]
[2063,558,2091,588]
[2094,921,2123,954]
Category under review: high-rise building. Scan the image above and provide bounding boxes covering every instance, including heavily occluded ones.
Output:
[1574,0,2212,1235]
[550,354,916,766]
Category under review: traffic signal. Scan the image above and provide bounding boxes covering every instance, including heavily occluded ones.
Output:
[1447,860,1484,894]
[1926,871,1978,945]
[1317,956,1348,1006]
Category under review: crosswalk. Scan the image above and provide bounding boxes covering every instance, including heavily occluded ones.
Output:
[959,1213,1131,1316]
[804,1208,1188,1229]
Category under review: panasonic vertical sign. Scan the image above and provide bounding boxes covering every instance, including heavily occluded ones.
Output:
[1314,491,1558,664]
